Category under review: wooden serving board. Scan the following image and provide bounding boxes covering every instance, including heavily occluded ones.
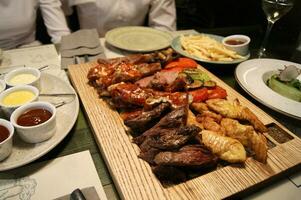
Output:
[68,62,301,200]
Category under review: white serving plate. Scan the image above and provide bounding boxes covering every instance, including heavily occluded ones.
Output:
[0,73,79,171]
[105,26,172,52]
[171,33,250,64]
[235,58,301,120]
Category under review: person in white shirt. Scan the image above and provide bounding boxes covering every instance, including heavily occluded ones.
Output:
[75,0,177,37]
[0,0,70,50]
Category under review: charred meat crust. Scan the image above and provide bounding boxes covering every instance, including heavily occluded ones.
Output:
[154,145,217,166]
[133,107,188,145]
[124,103,171,134]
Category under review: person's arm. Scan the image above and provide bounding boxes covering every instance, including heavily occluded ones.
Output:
[39,0,71,43]
[148,0,177,31]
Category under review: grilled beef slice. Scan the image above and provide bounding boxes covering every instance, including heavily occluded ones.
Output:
[138,125,200,164]
[154,145,217,167]
[133,106,187,145]
[146,125,200,150]
[124,103,170,134]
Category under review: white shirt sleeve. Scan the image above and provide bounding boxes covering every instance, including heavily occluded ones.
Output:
[148,0,177,31]
[39,0,71,43]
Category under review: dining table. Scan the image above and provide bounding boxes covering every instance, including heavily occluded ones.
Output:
[0,29,300,200]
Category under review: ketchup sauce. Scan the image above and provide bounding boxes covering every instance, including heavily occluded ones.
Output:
[17,108,52,126]
[225,39,246,45]
[0,125,10,143]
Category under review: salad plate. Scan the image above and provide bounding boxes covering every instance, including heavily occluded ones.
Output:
[235,58,301,120]
[0,73,79,171]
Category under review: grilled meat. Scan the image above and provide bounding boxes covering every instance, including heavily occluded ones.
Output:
[187,109,203,129]
[190,102,209,113]
[135,107,200,164]
[138,142,161,164]
[108,82,152,108]
[87,54,162,93]
[133,107,188,145]
[248,131,268,163]
[137,69,192,92]
[206,99,268,133]
[108,82,188,109]
[124,103,170,134]
[154,145,217,167]
[144,125,200,150]
[201,130,247,163]
[198,116,226,135]
[138,125,200,164]
[220,118,267,163]
[88,49,177,91]
[196,111,225,135]
[221,118,253,146]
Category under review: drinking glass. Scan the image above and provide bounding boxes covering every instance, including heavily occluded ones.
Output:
[258,0,294,58]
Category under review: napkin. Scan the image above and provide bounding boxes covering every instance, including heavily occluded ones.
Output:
[60,29,105,69]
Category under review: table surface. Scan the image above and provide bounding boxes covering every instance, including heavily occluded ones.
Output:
[1,30,300,200]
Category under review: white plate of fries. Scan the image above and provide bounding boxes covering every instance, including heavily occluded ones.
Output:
[171,33,250,64]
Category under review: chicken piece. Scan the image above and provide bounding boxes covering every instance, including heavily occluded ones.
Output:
[196,111,225,135]
[220,118,268,163]
[197,116,226,135]
[200,110,223,122]
[248,131,268,163]
[201,130,246,163]
[220,118,253,146]
[187,109,203,130]
[206,99,268,133]
[190,102,209,113]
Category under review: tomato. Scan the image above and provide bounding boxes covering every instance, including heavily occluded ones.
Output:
[189,88,209,102]
[165,57,198,69]
[207,86,227,99]
[161,66,185,73]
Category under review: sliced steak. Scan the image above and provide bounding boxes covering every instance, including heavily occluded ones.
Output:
[133,106,187,145]
[154,145,217,167]
[124,103,170,134]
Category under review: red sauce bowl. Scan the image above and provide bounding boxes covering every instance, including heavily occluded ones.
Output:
[10,101,56,143]
[222,35,250,56]
[0,119,14,161]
